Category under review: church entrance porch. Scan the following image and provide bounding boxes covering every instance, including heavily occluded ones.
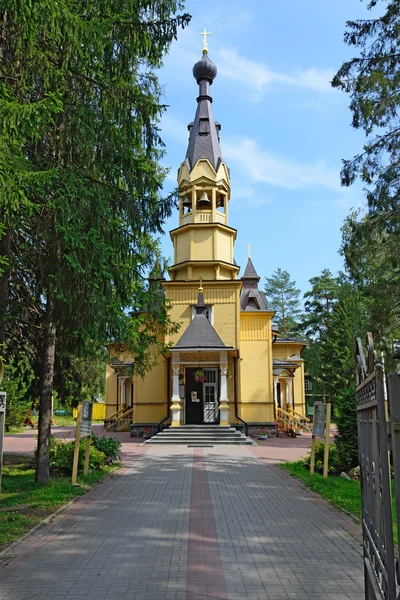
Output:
[185,367,219,425]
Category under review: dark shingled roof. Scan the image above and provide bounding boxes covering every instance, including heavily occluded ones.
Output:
[240,258,269,312]
[173,290,233,350]
[242,258,260,281]
[185,53,223,173]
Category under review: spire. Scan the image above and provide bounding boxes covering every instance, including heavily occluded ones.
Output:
[195,283,206,315]
[185,47,223,172]
[242,258,260,285]
[240,257,268,312]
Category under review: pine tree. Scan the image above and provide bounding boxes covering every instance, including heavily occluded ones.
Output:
[264,268,302,337]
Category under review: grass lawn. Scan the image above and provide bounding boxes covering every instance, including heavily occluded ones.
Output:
[280,460,362,520]
[0,454,117,552]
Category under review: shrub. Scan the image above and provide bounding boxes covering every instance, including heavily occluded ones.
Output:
[91,433,121,463]
[305,442,341,474]
[48,436,105,473]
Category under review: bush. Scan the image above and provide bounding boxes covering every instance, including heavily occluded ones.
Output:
[305,442,341,474]
[49,436,105,473]
[91,433,121,464]
[334,387,359,470]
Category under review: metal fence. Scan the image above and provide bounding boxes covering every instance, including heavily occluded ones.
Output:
[356,333,400,599]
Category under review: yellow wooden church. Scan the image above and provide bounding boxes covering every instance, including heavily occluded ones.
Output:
[105,44,307,437]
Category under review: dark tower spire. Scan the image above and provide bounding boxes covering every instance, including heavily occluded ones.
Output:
[185,47,223,172]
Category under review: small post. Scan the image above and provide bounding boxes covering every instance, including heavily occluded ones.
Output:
[323,403,332,479]
[84,436,91,476]
[72,403,82,486]
[310,434,316,476]
[0,393,6,494]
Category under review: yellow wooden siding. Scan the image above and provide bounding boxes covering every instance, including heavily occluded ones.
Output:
[175,230,190,263]
[193,227,213,260]
[218,230,232,263]
[73,404,106,420]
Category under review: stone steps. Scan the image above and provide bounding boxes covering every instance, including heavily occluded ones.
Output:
[144,425,253,445]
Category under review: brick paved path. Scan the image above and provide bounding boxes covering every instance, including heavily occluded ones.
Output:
[0,446,364,600]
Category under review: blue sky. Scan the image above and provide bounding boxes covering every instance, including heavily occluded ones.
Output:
[156,0,376,297]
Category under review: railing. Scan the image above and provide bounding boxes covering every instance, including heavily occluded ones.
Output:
[105,407,133,431]
[103,406,124,428]
[287,407,312,430]
[180,211,227,226]
[276,407,302,438]
[156,414,171,432]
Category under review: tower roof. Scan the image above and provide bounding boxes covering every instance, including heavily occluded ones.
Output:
[185,52,223,172]
[240,258,268,312]
[242,258,260,282]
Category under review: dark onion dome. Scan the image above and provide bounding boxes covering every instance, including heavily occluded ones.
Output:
[193,52,217,83]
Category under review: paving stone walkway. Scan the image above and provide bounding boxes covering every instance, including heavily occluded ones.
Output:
[0,446,364,600]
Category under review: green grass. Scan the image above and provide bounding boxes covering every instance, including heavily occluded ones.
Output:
[280,460,362,520]
[0,455,117,551]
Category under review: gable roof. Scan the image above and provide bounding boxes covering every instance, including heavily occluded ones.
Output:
[172,289,233,351]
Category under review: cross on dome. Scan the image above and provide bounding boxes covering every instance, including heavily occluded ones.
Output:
[200,28,211,53]
[246,244,252,259]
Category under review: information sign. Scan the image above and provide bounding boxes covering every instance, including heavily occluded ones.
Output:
[310,402,331,479]
[80,401,93,437]
[313,402,327,438]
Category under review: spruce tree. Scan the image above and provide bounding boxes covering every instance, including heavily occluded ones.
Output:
[0,1,190,482]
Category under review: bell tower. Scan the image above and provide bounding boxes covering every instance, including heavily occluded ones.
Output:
[169,44,239,282]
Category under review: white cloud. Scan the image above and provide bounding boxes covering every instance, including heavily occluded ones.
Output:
[234,186,273,206]
[215,47,334,95]
[223,137,341,191]
[159,114,189,145]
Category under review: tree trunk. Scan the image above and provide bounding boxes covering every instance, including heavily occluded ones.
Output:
[0,228,11,345]
[35,296,56,483]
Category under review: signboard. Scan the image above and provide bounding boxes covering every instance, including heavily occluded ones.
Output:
[0,392,6,493]
[191,391,200,403]
[310,402,331,479]
[80,401,93,437]
[313,402,327,438]
[0,391,6,413]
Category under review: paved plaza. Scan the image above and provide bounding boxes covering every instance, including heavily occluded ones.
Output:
[0,444,364,600]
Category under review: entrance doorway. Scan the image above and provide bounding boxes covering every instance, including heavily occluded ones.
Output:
[185,368,219,424]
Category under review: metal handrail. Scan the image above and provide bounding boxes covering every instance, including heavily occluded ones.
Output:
[156,414,170,432]
[233,356,249,436]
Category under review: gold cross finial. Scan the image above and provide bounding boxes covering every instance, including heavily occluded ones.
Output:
[247,244,252,259]
[199,275,203,292]
[200,28,211,53]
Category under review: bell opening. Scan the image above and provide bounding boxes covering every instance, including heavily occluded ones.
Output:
[197,189,211,210]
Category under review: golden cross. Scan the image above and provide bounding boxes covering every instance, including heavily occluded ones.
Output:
[246,244,252,259]
[200,28,211,53]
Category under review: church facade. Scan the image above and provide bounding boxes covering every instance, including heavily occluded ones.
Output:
[105,46,307,432]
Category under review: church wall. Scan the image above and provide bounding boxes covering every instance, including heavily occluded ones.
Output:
[134,358,167,423]
[293,361,305,412]
[175,231,190,263]
[217,230,232,263]
[105,364,118,418]
[213,303,237,348]
[193,227,212,260]
[239,341,274,423]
